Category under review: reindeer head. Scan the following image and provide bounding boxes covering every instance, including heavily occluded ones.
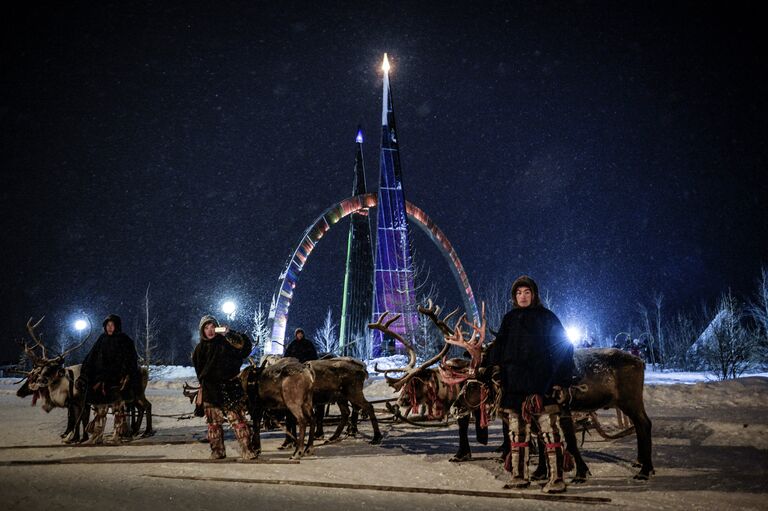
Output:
[18,316,89,394]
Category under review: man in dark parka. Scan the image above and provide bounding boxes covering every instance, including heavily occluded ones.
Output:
[192,315,256,460]
[487,275,576,493]
[283,328,318,363]
[78,314,141,443]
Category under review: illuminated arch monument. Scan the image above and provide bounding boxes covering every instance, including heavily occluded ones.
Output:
[267,54,477,355]
[266,192,479,354]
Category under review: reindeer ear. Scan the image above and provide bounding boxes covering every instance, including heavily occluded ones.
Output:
[57,368,65,378]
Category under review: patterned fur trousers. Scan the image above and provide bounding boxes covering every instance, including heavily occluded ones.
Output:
[204,404,257,460]
[86,402,129,444]
[504,404,567,494]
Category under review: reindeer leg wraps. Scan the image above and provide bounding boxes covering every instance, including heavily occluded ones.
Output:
[86,405,108,444]
[504,409,531,488]
[112,402,129,441]
[226,409,257,460]
[537,406,566,494]
[204,405,226,459]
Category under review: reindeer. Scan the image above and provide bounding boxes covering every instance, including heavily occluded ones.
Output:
[240,357,316,460]
[306,357,382,444]
[369,305,494,459]
[16,317,91,443]
[260,353,380,446]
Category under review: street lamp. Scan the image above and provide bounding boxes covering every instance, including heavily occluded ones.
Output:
[565,326,582,345]
[222,300,237,321]
[71,315,92,351]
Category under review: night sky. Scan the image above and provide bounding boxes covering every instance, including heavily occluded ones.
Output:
[2,1,766,362]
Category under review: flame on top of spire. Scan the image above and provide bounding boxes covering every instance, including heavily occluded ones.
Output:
[356,129,364,144]
[382,53,390,73]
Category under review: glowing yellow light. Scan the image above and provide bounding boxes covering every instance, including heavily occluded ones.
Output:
[382,53,390,72]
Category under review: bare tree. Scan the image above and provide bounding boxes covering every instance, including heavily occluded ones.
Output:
[654,292,665,367]
[346,330,372,362]
[701,291,756,380]
[747,266,768,364]
[481,278,510,333]
[139,283,159,370]
[540,288,555,312]
[250,303,271,360]
[315,307,339,355]
[664,309,705,370]
[637,302,656,366]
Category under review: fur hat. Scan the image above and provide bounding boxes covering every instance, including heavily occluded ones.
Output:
[510,275,542,308]
[102,314,122,334]
[199,315,220,339]
[294,327,305,337]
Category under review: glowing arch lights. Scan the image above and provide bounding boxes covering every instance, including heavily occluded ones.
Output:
[267,193,478,354]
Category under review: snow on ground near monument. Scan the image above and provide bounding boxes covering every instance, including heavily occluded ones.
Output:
[48,358,766,387]
[0,373,766,510]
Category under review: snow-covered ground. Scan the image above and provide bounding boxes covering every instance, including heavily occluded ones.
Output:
[1,368,766,510]
[93,360,768,387]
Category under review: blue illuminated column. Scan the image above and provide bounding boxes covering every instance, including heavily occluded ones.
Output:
[372,54,419,356]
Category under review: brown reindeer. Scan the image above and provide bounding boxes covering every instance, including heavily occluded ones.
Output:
[370,305,497,459]
[239,357,315,460]
[16,317,92,443]
[306,357,383,444]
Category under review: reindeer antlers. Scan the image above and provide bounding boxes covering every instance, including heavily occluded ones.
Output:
[25,316,48,360]
[368,312,417,378]
[22,316,90,365]
[443,302,487,373]
[417,299,460,336]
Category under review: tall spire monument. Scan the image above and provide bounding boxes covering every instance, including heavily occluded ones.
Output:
[372,53,419,356]
[339,127,375,357]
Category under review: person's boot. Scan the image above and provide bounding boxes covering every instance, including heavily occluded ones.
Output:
[531,437,548,481]
[542,443,567,494]
[506,439,530,489]
[233,421,257,460]
[111,404,130,443]
[85,407,107,445]
[207,424,226,459]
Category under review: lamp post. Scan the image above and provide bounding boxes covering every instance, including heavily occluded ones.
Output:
[565,325,582,346]
[222,300,237,321]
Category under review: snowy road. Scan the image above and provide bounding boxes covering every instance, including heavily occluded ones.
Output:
[1,377,766,510]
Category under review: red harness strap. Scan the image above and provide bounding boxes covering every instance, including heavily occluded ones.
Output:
[545,442,564,450]
[509,442,528,448]
[479,384,490,429]
[522,394,544,423]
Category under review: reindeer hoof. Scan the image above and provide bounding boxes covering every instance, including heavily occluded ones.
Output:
[633,470,653,481]
[450,452,472,462]
[277,442,293,451]
[370,434,382,445]
[141,430,156,438]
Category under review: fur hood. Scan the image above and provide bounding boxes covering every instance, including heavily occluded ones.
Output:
[198,315,220,340]
[102,314,123,334]
[510,275,542,308]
